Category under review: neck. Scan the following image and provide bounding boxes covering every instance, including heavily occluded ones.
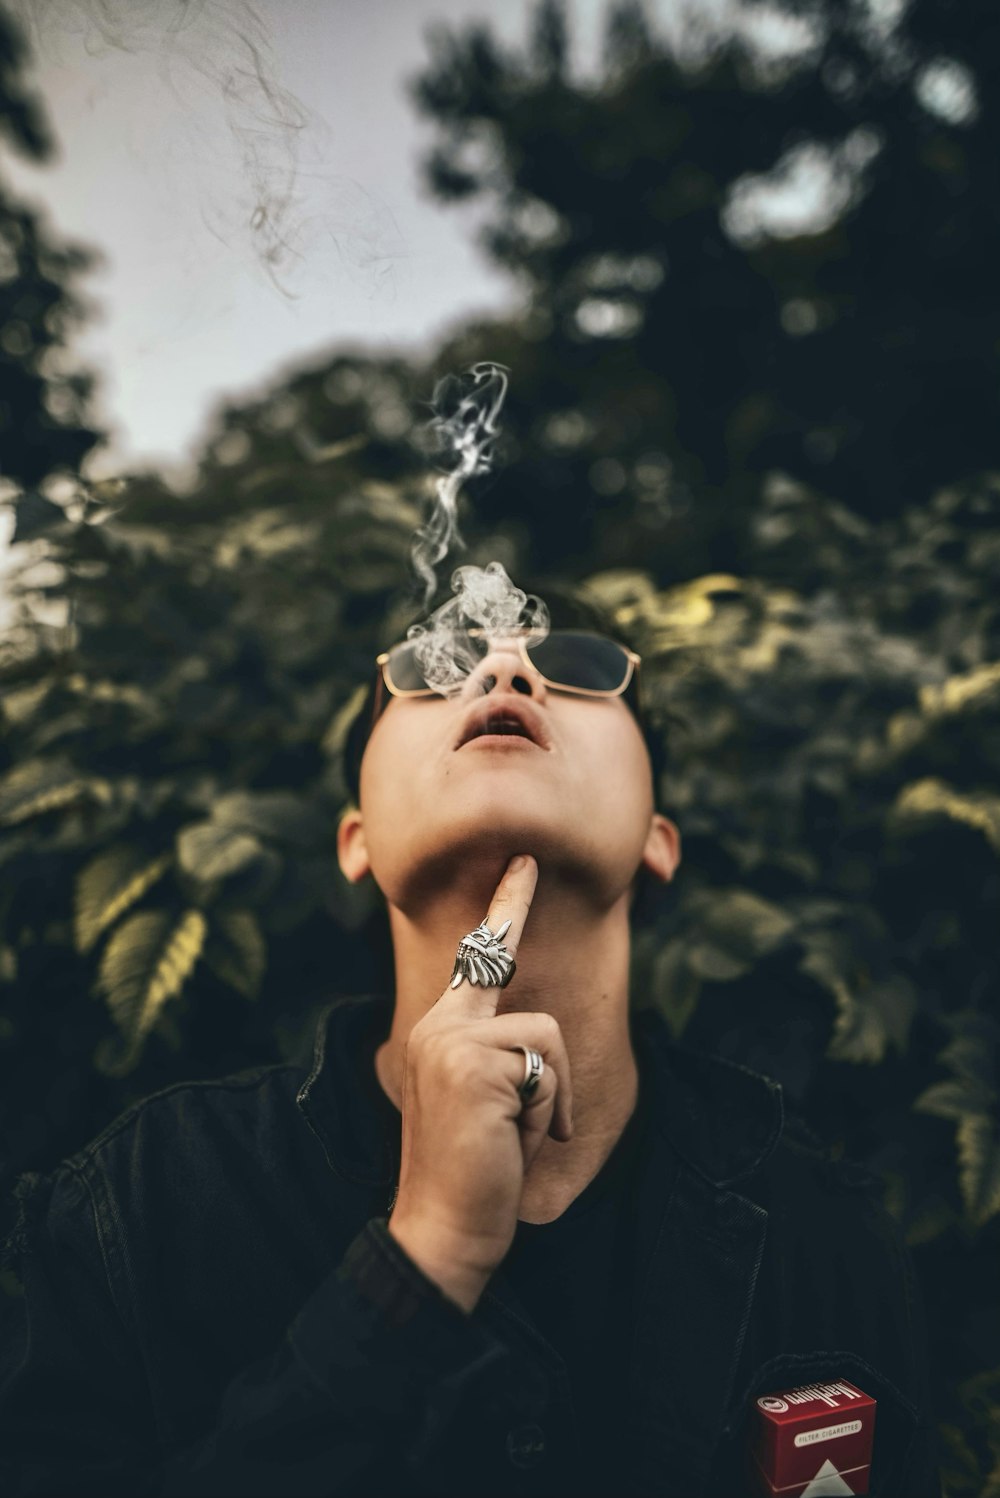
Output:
[374,864,639,1218]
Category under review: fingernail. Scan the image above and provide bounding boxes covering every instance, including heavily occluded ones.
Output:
[508,854,527,873]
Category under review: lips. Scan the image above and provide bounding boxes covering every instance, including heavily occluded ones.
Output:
[455,696,551,751]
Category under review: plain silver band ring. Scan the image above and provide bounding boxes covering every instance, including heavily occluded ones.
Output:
[514,1045,544,1100]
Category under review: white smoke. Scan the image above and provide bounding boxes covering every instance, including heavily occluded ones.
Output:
[403,362,550,698]
[11,0,405,300]
[409,362,509,608]
[406,560,550,698]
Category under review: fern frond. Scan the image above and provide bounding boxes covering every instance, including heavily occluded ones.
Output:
[95,909,207,1075]
[0,760,112,826]
[74,846,173,953]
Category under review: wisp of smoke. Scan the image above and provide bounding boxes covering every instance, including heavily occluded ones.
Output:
[11,0,404,298]
[407,560,550,699]
[405,361,549,698]
[409,362,509,609]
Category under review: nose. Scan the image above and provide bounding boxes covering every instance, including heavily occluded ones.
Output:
[463,643,547,703]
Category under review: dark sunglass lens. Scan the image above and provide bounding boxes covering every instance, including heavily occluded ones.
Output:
[526,631,629,691]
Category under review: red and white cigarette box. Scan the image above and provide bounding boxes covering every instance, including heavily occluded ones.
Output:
[748,1378,876,1496]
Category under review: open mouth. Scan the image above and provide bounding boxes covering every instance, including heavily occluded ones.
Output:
[454,697,550,751]
[461,716,538,746]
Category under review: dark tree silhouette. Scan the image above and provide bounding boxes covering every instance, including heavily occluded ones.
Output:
[413,0,1000,568]
[0,6,100,491]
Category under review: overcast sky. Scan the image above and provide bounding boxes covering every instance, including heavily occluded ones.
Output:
[4,0,632,477]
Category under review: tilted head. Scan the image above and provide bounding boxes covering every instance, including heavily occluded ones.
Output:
[337,586,681,921]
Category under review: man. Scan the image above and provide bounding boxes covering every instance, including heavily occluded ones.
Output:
[1,597,940,1497]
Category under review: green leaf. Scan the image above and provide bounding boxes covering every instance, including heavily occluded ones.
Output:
[940,1024,998,1088]
[94,909,206,1076]
[826,971,917,1066]
[799,946,855,1027]
[579,569,658,617]
[956,1113,1000,1228]
[891,778,1000,855]
[687,943,751,981]
[218,845,283,905]
[918,660,1000,719]
[204,910,266,998]
[176,823,265,882]
[684,887,796,982]
[649,939,703,1040]
[915,1078,996,1122]
[0,680,53,726]
[938,1421,984,1498]
[211,790,324,850]
[74,845,173,954]
[0,759,113,826]
[917,1015,1000,1225]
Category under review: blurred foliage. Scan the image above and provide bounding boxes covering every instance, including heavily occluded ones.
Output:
[412,0,1000,574]
[2,1,999,1493]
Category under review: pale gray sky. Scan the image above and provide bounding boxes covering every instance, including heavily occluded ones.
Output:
[3,0,821,484]
[5,0,624,477]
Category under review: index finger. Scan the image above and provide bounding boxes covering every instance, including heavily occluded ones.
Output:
[483,853,538,961]
[444,854,538,1012]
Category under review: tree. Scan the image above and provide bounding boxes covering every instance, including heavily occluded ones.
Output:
[0,7,99,489]
[413,0,1000,570]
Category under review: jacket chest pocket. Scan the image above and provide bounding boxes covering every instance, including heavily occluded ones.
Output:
[713,1349,934,1498]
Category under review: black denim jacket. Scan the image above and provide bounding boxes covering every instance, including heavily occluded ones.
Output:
[1,995,941,1497]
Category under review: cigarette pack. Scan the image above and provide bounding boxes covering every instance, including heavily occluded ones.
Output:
[748,1378,875,1496]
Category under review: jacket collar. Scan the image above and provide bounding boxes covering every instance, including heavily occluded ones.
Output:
[295,994,785,1191]
[633,1006,785,1188]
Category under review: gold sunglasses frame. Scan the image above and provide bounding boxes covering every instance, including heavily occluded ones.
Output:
[371,627,642,730]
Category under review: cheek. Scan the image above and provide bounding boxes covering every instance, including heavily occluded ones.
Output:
[359,709,441,825]
[603,749,653,824]
[573,709,652,803]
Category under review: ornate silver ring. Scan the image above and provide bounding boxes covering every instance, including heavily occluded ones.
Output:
[450,917,516,990]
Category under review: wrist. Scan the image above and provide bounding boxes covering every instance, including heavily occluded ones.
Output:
[387,1212,494,1315]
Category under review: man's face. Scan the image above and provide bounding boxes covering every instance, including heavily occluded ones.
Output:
[339,635,679,916]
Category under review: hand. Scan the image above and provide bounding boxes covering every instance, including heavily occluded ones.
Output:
[387,854,573,1313]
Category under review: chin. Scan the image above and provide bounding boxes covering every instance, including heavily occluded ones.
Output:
[381,817,629,917]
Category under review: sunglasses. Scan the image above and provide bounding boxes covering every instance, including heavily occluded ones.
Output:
[371,628,642,730]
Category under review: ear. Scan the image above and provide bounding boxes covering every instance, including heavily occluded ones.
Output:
[337,806,372,884]
[639,812,681,884]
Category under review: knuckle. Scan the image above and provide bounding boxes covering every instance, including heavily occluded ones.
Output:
[406,1025,449,1074]
[531,1011,561,1044]
[405,1025,495,1104]
[436,1039,478,1090]
[404,1024,430,1061]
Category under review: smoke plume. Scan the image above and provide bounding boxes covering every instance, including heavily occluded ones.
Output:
[406,560,550,699]
[409,361,509,609]
[403,362,549,698]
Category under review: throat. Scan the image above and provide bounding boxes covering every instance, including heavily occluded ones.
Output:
[518,1103,639,1225]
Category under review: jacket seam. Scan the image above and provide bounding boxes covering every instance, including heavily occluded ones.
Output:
[64,1064,302,1166]
[60,1157,138,1344]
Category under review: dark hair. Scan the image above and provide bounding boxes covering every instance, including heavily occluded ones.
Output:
[340,581,669,809]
